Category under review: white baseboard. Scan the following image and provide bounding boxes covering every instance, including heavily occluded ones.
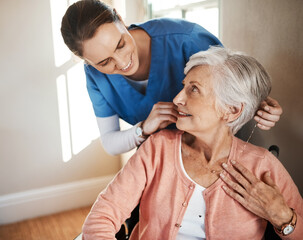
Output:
[0,175,115,225]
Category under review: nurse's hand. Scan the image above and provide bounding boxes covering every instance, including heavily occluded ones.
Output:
[142,102,178,136]
[254,96,283,130]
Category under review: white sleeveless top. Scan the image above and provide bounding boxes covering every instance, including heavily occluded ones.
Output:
[176,144,206,240]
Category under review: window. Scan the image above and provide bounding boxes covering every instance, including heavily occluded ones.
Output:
[147,0,219,38]
[50,0,99,162]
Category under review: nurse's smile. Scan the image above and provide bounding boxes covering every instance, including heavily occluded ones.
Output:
[120,55,133,72]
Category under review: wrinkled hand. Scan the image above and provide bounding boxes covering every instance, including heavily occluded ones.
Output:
[142,102,178,135]
[220,160,292,229]
[254,96,283,130]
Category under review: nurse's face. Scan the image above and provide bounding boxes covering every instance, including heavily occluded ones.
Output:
[82,21,139,76]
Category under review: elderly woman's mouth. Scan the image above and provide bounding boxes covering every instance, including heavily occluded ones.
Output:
[178,111,192,117]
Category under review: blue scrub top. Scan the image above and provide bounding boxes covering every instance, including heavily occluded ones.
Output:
[85,18,222,125]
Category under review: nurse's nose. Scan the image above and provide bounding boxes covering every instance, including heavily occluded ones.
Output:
[113,53,129,70]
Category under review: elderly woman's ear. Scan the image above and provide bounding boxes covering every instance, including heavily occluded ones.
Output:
[223,104,244,123]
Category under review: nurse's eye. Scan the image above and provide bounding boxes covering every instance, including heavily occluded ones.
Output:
[100,58,111,67]
[117,38,125,49]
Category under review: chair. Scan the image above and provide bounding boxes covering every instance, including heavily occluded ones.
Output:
[120,204,139,239]
[263,145,281,239]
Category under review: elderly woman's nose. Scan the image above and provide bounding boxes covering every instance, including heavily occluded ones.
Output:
[173,90,185,105]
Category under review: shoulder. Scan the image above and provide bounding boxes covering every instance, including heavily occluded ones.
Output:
[129,18,198,37]
[133,130,182,172]
[235,137,269,159]
[140,129,182,153]
[233,137,272,171]
[233,137,287,178]
[149,129,183,142]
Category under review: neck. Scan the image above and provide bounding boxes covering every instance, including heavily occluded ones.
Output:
[182,126,233,165]
[128,28,151,81]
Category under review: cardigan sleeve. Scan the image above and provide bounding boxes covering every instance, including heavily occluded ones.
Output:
[82,135,158,240]
[261,151,303,240]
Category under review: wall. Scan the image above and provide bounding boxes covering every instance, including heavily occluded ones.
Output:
[0,0,120,224]
[2,0,301,225]
[220,0,303,193]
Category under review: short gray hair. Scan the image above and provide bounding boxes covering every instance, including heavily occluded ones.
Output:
[185,46,271,134]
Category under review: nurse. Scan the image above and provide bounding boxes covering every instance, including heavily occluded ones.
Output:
[61,0,282,155]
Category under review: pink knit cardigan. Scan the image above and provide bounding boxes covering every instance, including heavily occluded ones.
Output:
[82,130,303,240]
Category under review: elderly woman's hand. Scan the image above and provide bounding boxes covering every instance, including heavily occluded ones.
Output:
[220,160,293,229]
[254,96,283,130]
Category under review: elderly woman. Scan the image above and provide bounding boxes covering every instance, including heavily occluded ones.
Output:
[82,46,302,240]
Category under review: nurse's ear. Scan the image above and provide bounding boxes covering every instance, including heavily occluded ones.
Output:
[224,103,244,123]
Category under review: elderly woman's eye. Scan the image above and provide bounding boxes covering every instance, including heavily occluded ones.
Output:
[191,85,199,92]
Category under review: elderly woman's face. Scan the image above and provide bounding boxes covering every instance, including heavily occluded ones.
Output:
[173,65,224,134]
[82,21,139,76]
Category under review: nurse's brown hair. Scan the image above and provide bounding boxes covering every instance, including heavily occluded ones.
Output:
[61,0,119,57]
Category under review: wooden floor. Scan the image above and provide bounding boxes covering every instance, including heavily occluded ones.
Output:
[0,206,91,240]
